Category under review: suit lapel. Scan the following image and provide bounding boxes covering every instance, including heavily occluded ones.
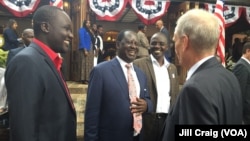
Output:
[111,58,129,97]
[146,57,156,84]
[31,44,76,114]
[134,66,144,98]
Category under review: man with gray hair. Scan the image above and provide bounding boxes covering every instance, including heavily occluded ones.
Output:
[162,9,242,141]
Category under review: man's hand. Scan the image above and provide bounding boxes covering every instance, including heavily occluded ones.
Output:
[130,97,147,114]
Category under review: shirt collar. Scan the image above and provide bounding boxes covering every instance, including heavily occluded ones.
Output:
[33,38,62,71]
[186,56,214,80]
[242,57,250,65]
[116,56,135,70]
[150,54,170,68]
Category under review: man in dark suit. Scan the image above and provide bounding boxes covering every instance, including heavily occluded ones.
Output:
[156,20,172,62]
[162,9,242,141]
[84,29,153,141]
[233,42,250,124]
[5,5,76,141]
[6,28,34,65]
[134,32,179,141]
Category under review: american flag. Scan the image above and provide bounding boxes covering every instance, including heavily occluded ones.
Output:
[214,0,225,66]
[50,0,63,9]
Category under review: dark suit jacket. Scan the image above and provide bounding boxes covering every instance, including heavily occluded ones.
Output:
[162,57,242,141]
[84,58,153,141]
[233,58,250,124]
[5,42,77,141]
[3,28,19,51]
[134,56,179,111]
[6,46,24,65]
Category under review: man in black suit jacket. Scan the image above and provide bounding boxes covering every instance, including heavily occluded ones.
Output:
[5,6,76,141]
[233,42,250,124]
[162,9,242,141]
[6,28,34,65]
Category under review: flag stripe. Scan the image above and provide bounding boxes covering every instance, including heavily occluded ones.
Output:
[214,0,225,66]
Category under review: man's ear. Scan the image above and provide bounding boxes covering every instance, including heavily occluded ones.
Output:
[116,41,120,50]
[182,35,189,51]
[40,22,49,33]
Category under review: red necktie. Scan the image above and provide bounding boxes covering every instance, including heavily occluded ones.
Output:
[125,64,142,135]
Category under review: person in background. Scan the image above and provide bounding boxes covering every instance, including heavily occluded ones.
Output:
[5,5,76,141]
[155,19,172,62]
[134,32,179,141]
[232,37,243,62]
[94,24,104,65]
[2,19,21,51]
[84,29,153,141]
[78,20,94,84]
[162,9,242,141]
[6,28,34,65]
[136,23,150,59]
[232,42,250,124]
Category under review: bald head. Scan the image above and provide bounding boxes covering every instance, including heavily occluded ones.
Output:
[22,28,34,46]
[156,20,164,30]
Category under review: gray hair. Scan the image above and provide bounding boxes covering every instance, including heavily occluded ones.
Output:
[175,9,220,52]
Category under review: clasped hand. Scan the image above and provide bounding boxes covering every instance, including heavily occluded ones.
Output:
[130,97,147,115]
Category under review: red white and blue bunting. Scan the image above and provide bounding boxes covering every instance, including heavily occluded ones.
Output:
[0,0,40,17]
[88,0,128,21]
[245,6,250,24]
[205,3,244,28]
[88,0,170,25]
[0,0,250,26]
[128,0,170,25]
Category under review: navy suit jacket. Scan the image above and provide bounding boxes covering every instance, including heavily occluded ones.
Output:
[3,28,19,51]
[162,57,242,141]
[5,42,77,141]
[84,58,153,141]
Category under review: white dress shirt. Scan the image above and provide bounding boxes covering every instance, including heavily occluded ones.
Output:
[151,55,170,113]
[117,56,140,97]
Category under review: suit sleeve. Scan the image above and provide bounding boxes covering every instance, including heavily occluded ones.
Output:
[5,29,19,44]
[84,67,103,141]
[233,63,248,98]
[5,55,43,141]
[136,67,153,113]
[78,28,87,50]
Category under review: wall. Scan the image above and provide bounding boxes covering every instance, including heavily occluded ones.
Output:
[97,21,162,39]
[0,17,32,36]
